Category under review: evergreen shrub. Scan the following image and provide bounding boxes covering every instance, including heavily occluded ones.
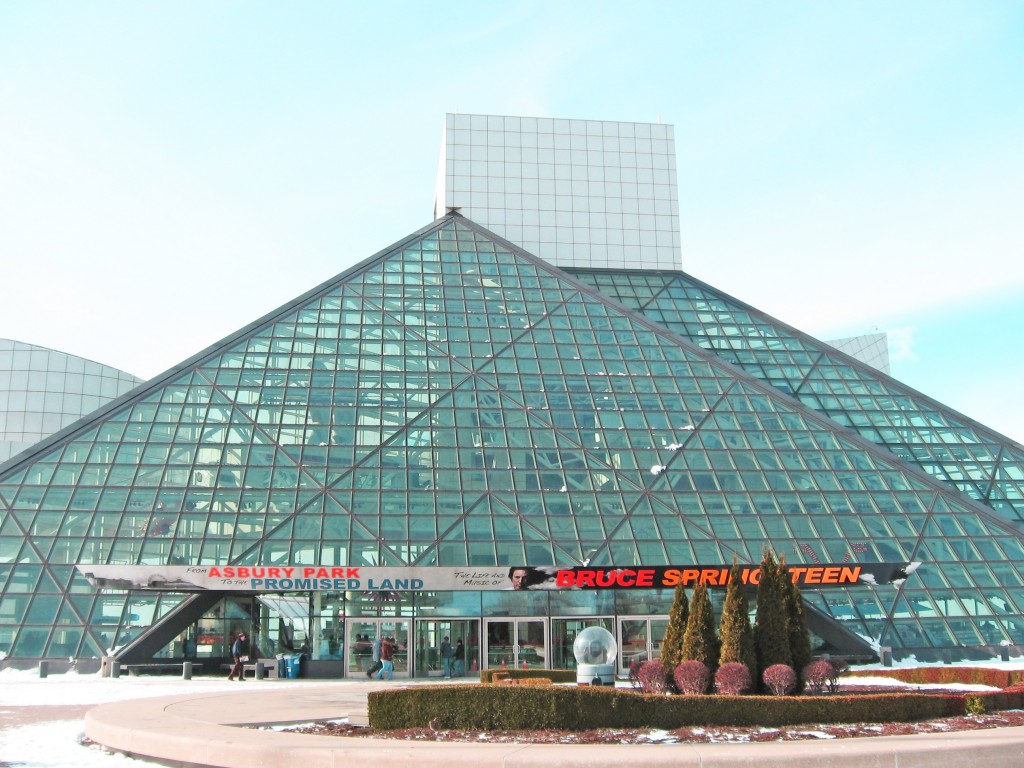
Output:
[480,668,575,684]
[846,666,1024,689]
[368,685,997,731]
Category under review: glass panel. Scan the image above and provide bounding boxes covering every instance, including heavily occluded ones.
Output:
[486,619,514,668]
[551,617,613,670]
[414,619,479,678]
[619,618,649,673]
[518,619,546,669]
[347,621,377,677]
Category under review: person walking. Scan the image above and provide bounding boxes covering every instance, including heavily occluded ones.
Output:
[376,635,395,680]
[440,635,453,678]
[227,632,248,681]
[367,634,382,678]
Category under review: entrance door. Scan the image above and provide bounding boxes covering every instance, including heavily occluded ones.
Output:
[347,619,410,678]
[551,617,614,670]
[413,619,479,678]
[617,616,668,676]
[484,618,547,670]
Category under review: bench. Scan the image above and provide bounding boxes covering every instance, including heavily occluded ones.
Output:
[124,662,203,677]
[221,658,278,679]
[244,658,278,679]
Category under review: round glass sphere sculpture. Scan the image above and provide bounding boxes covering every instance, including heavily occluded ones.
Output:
[572,626,618,666]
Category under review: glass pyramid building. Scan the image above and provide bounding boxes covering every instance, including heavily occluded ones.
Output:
[1,214,1022,673]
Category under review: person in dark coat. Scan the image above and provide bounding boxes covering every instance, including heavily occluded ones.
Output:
[454,638,465,676]
[440,636,453,678]
[227,632,248,681]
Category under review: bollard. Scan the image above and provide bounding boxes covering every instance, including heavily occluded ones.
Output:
[255,660,265,680]
[880,646,892,667]
[111,660,120,678]
[182,661,193,680]
[38,661,49,678]
[1000,645,1011,662]
[942,649,952,665]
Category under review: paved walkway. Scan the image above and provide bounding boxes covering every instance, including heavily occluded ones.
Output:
[84,679,1024,768]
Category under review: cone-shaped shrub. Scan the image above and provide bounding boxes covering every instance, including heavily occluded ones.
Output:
[673,660,711,695]
[754,549,792,681]
[782,558,812,689]
[718,560,756,675]
[682,583,718,672]
[763,663,797,696]
[660,582,688,671]
[715,662,752,695]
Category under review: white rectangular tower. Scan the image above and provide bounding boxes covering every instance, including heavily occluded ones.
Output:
[434,113,681,270]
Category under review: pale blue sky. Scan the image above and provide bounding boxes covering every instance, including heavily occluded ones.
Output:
[1,2,1021,442]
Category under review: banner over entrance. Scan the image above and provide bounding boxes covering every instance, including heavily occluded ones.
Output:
[77,562,919,592]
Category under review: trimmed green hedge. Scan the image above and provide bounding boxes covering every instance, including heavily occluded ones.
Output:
[367,685,1000,731]
[478,668,576,684]
[848,666,1024,688]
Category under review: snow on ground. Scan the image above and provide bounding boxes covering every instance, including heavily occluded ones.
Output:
[0,720,140,768]
[840,676,1000,692]
[0,667,270,706]
[0,667,319,768]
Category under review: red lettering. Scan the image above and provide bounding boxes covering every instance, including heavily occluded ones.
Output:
[577,570,596,587]
[699,568,721,585]
[680,568,700,586]
[636,569,655,587]
[840,566,860,583]
[557,570,577,587]
[788,567,807,583]
[805,567,824,584]
[209,567,221,578]
[823,567,841,584]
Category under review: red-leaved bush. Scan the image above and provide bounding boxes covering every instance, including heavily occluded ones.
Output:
[673,660,710,695]
[637,659,669,694]
[763,663,797,696]
[803,659,834,694]
[827,658,849,694]
[715,662,752,695]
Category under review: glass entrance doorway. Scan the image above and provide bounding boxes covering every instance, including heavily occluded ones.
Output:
[484,618,547,669]
[347,619,410,678]
[551,617,614,670]
[618,616,668,676]
[414,619,478,678]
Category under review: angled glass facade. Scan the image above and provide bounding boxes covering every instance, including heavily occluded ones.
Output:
[565,269,1024,526]
[1,216,1022,672]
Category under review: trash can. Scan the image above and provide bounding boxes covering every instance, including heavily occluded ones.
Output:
[277,656,287,678]
[285,654,302,679]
